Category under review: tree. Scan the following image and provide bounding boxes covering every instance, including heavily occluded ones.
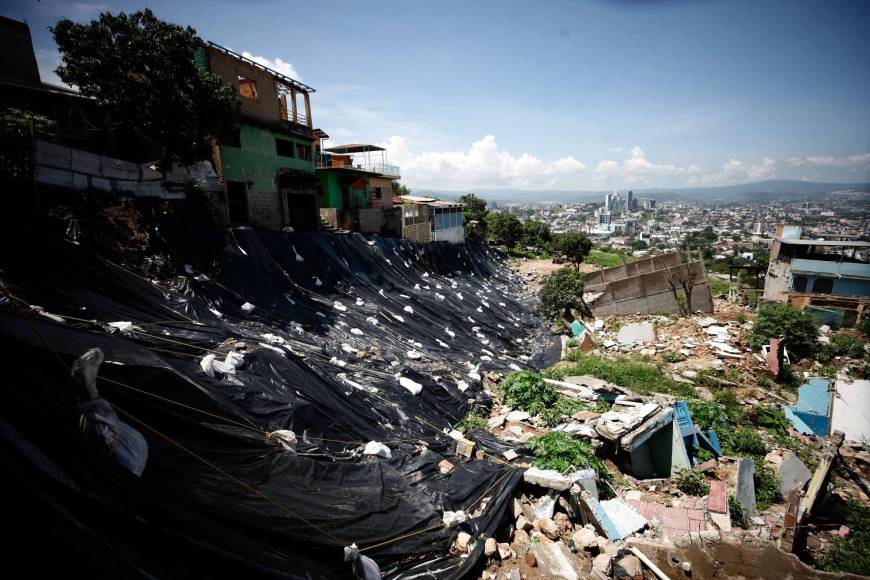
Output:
[486,212,523,249]
[748,302,819,359]
[459,193,488,237]
[51,9,240,169]
[630,239,648,251]
[391,182,411,196]
[552,233,592,269]
[539,266,586,321]
[522,220,551,250]
[665,250,705,316]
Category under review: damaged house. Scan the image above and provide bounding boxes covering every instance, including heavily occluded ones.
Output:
[763,224,870,327]
[583,251,714,317]
[315,143,401,234]
[397,195,466,244]
[204,42,323,230]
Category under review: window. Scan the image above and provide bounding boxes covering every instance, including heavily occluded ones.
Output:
[238,77,258,100]
[812,277,834,294]
[792,276,808,292]
[374,187,382,199]
[297,144,311,161]
[275,138,295,158]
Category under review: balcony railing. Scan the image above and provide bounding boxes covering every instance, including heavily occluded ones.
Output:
[316,157,400,177]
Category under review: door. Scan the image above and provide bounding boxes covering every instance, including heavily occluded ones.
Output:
[226,181,249,224]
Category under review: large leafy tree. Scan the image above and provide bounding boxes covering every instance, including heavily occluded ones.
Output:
[748,302,819,359]
[539,266,586,321]
[552,233,592,269]
[459,193,488,237]
[522,220,551,250]
[486,211,523,249]
[51,9,240,168]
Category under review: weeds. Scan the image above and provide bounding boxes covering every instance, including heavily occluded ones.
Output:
[499,371,559,417]
[820,499,870,575]
[455,408,488,434]
[753,460,783,510]
[539,397,585,427]
[527,432,610,482]
[661,350,687,363]
[724,427,767,457]
[675,468,710,496]
[557,353,696,398]
[729,494,747,528]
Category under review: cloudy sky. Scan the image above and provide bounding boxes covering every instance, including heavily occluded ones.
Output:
[6,0,870,190]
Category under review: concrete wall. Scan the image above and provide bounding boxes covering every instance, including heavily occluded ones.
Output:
[401,204,432,243]
[320,207,338,229]
[369,177,394,209]
[358,208,385,233]
[219,124,313,194]
[587,256,714,316]
[247,189,282,229]
[764,258,792,301]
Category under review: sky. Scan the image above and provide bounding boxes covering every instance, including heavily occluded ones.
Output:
[5,0,870,191]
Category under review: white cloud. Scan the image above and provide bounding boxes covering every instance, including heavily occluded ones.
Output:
[787,153,870,170]
[608,146,623,153]
[34,48,71,89]
[382,135,587,189]
[240,52,301,81]
[691,157,777,185]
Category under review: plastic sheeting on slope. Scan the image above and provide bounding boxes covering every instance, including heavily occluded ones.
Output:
[0,211,554,578]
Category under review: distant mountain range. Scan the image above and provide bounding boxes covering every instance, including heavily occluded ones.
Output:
[419,180,870,204]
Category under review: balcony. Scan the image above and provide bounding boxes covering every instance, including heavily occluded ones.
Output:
[316,155,400,178]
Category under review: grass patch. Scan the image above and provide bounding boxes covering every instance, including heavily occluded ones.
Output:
[553,353,697,398]
[585,250,627,268]
[708,275,731,296]
[675,468,710,496]
[455,408,488,434]
[527,432,611,482]
[661,350,687,363]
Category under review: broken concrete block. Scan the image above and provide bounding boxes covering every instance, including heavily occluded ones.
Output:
[512,529,529,545]
[438,459,455,474]
[571,527,598,550]
[531,542,578,580]
[765,449,812,496]
[592,553,613,575]
[524,466,598,492]
[516,514,533,532]
[488,414,508,429]
[617,322,656,345]
[505,410,530,422]
[455,531,472,552]
[625,490,643,501]
[613,553,643,579]
[484,538,497,557]
[735,458,757,516]
[506,569,521,580]
[537,516,560,540]
[455,437,475,459]
[708,479,727,514]
[497,542,512,560]
[502,449,519,461]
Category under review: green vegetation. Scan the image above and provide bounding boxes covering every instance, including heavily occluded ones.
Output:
[508,247,550,260]
[455,408,488,434]
[661,350,687,363]
[860,319,870,340]
[499,371,560,417]
[552,233,593,269]
[728,426,768,456]
[708,275,731,296]
[753,460,783,511]
[521,220,552,252]
[675,468,710,496]
[486,212,523,249]
[539,397,585,428]
[553,353,697,398]
[818,332,866,362]
[566,338,580,348]
[52,9,240,168]
[459,193,488,238]
[527,432,610,482]
[538,266,586,321]
[729,494,747,528]
[820,499,870,576]
[584,249,625,268]
[0,107,57,137]
[747,303,819,359]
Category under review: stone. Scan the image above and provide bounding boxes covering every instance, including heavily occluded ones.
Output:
[488,414,508,429]
[233,341,247,351]
[524,466,597,492]
[572,527,598,550]
[625,490,643,501]
[485,538,498,557]
[438,459,455,474]
[516,515,533,532]
[524,550,537,567]
[497,542,512,560]
[592,553,613,575]
[512,498,524,519]
[613,554,642,578]
[504,425,525,439]
[537,516,560,540]
[506,410,530,422]
[502,449,519,461]
[531,542,578,580]
[617,322,656,345]
[597,538,620,555]
[554,512,573,535]
[506,569,521,580]
[765,449,812,496]
[456,531,472,552]
[512,529,529,545]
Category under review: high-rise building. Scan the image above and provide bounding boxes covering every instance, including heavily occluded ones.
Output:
[627,190,634,213]
[643,199,657,210]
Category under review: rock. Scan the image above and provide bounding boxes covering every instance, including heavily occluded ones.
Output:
[438,459,455,474]
[572,527,598,550]
[625,490,643,501]
[524,466,598,492]
[513,529,530,545]
[681,561,692,573]
[512,498,524,519]
[592,553,613,576]
[506,410,530,422]
[537,516,560,540]
[597,538,619,555]
[516,515,533,532]
[506,569,521,580]
[488,414,508,429]
[233,341,247,351]
[525,550,537,567]
[553,512,573,535]
[681,369,698,379]
[531,542,577,580]
[504,425,525,439]
[497,542,512,560]
[613,554,642,579]
[485,538,498,557]
[456,531,472,553]
[502,449,519,461]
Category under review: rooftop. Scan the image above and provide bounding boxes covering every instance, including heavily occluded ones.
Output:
[207,41,315,93]
[778,239,870,248]
[790,258,870,279]
[324,144,385,154]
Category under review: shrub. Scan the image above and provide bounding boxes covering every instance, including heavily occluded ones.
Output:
[729,495,747,528]
[455,408,488,434]
[751,404,790,436]
[499,371,559,417]
[566,337,580,348]
[820,499,870,575]
[725,427,767,457]
[747,303,819,359]
[819,333,866,361]
[753,461,783,511]
[538,266,586,321]
[539,396,585,427]
[675,468,710,496]
[661,350,687,363]
[860,319,870,340]
[527,432,610,481]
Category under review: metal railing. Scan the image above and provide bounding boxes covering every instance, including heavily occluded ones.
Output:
[315,157,400,177]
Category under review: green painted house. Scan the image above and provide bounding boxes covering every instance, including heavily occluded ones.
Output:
[204,42,323,230]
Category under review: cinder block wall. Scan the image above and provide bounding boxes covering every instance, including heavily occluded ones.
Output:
[358,208,385,233]
[248,190,282,229]
[208,48,280,121]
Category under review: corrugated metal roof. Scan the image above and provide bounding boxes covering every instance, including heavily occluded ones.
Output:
[790,258,870,279]
[778,238,870,247]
